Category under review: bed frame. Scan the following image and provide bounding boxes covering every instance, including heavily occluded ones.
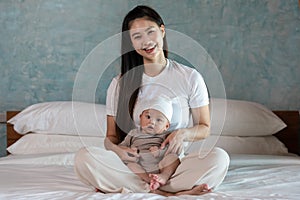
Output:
[6,110,300,155]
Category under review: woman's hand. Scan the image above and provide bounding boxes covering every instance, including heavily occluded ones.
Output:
[104,137,139,163]
[160,129,185,155]
[116,146,140,163]
[160,106,211,155]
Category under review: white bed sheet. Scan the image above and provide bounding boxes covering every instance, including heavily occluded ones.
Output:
[0,153,300,200]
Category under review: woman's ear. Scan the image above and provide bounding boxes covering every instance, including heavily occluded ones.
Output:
[160,25,165,38]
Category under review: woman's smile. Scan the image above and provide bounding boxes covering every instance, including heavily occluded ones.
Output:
[143,45,156,54]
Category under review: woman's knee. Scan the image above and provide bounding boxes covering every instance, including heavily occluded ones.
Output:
[74,147,97,187]
[205,147,230,173]
[212,147,230,165]
[74,147,93,177]
[194,147,230,174]
[75,147,90,165]
[193,147,230,166]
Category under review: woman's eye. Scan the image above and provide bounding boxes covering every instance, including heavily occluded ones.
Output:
[133,35,141,40]
[148,30,155,35]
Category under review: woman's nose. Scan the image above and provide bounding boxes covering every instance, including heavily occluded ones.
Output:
[142,36,152,47]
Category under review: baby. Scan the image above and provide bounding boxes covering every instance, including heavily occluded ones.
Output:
[119,97,180,191]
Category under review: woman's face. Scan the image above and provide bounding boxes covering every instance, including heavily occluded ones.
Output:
[129,18,165,62]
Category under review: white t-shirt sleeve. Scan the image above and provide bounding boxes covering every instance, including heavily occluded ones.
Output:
[188,70,209,108]
[106,76,120,116]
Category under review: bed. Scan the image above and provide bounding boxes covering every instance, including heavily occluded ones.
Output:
[1,99,299,200]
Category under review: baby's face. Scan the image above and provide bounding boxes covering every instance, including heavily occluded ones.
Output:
[140,109,170,134]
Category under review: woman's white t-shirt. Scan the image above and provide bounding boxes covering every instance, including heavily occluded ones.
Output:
[106,59,209,131]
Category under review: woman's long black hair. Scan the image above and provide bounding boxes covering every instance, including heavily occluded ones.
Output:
[115,5,169,142]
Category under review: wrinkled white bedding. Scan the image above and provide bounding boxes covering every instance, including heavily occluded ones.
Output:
[0,153,300,200]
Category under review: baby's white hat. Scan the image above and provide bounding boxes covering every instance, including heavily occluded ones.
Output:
[136,96,173,122]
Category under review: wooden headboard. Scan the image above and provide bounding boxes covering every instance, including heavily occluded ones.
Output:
[273,111,300,155]
[6,111,22,151]
[6,110,300,155]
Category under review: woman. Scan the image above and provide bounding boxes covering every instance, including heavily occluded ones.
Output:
[75,5,229,196]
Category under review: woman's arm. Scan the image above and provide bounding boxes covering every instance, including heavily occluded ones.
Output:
[105,115,139,162]
[184,104,210,141]
[161,105,210,154]
[104,116,119,147]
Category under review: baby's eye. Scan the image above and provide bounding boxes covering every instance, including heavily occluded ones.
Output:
[146,115,151,119]
[157,118,163,122]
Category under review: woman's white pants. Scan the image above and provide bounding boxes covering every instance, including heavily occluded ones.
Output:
[74,147,229,193]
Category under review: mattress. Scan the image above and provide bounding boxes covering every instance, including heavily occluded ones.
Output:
[0,153,299,200]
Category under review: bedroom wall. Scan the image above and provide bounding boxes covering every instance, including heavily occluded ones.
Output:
[0,0,299,156]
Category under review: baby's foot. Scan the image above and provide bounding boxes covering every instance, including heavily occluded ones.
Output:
[149,173,168,190]
[150,179,160,190]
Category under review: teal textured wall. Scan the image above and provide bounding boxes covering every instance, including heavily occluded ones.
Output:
[0,0,299,156]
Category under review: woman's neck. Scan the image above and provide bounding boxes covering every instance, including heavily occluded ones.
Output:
[143,56,167,77]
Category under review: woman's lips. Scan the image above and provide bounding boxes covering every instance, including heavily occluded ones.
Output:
[144,45,156,53]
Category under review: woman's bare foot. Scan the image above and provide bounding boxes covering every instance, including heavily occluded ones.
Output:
[176,184,212,196]
[151,184,212,197]
[149,173,169,190]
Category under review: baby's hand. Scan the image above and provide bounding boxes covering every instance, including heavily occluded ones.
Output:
[149,146,160,157]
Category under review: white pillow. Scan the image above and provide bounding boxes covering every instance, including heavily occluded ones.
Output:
[185,135,289,155]
[8,99,287,137]
[9,133,288,156]
[210,98,287,136]
[7,133,105,155]
[8,101,107,136]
